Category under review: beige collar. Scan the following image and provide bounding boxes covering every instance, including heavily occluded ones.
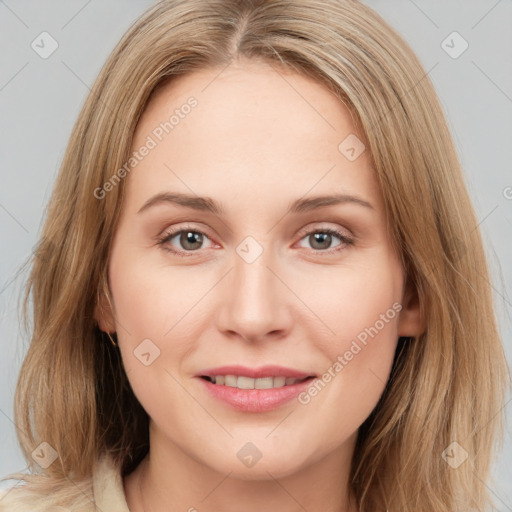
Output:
[92,453,130,512]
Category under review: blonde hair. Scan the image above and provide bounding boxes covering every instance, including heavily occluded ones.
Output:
[2,0,509,510]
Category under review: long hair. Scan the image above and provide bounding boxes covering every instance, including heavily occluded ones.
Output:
[3,0,509,510]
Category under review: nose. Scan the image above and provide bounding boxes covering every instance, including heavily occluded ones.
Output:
[215,245,294,344]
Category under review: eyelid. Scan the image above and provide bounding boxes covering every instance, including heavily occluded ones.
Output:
[156,223,217,255]
[295,223,353,242]
[156,222,354,256]
[294,224,354,254]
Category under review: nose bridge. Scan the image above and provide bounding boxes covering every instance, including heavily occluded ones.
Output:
[233,239,279,317]
[216,236,292,341]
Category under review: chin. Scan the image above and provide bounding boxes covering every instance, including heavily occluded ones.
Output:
[205,445,312,481]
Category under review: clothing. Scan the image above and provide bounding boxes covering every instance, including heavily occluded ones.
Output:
[0,454,129,512]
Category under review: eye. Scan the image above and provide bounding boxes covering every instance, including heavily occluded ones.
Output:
[296,227,353,254]
[157,225,214,256]
[156,224,354,257]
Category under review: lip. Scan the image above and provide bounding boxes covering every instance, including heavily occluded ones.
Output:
[195,365,317,413]
[197,365,315,379]
[198,375,316,412]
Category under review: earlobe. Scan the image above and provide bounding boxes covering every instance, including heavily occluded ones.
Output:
[397,281,424,338]
[94,286,116,333]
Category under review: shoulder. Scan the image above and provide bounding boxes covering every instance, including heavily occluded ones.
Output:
[0,454,123,512]
[0,479,93,512]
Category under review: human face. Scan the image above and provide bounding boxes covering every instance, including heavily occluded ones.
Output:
[100,57,420,482]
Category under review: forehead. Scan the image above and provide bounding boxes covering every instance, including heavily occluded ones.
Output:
[136,58,362,152]
[125,58,382,216]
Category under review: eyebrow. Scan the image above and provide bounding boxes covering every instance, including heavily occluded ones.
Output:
[137,192,374,215]
[137,192,224,215]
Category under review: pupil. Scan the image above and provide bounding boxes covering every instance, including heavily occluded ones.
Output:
[182,231,202,249]
[312,233,330,249]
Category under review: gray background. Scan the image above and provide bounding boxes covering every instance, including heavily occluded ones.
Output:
[0,0,511,508]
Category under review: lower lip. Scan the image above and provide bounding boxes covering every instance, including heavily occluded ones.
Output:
[198,377,316,412]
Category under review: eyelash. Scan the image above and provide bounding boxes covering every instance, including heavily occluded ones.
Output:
[156,224,354,257]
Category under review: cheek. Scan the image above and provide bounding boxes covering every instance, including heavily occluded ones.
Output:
[298,254,402,353]
[108,245,217,390]
[295,255,402,428]
[297,316,400,451]
[109,245,207,339]
[108,252,196,419]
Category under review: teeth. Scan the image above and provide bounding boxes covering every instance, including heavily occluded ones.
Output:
[224,375,237,387]
[237,376,255,389]
[273,376,286,387]
[210,375,303,389]
[255,376,273,389]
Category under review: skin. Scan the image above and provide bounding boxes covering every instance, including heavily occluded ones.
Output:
[96,57,422,512]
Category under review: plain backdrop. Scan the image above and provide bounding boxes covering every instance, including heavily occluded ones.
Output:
[1,0,511,508]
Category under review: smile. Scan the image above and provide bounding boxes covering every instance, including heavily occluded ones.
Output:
[201,375,311,389]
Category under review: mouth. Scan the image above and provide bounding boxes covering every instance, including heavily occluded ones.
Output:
[199,374,315,389]
[197,371,318,412]
[196,365,317,411]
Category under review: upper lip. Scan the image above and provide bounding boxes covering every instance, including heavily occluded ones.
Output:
[197,365,316,379]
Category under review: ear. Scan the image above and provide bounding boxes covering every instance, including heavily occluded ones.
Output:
[94,287,116,333]
[397,278,424,337]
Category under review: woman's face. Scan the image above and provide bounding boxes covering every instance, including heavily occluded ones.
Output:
[98,58,421,479]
